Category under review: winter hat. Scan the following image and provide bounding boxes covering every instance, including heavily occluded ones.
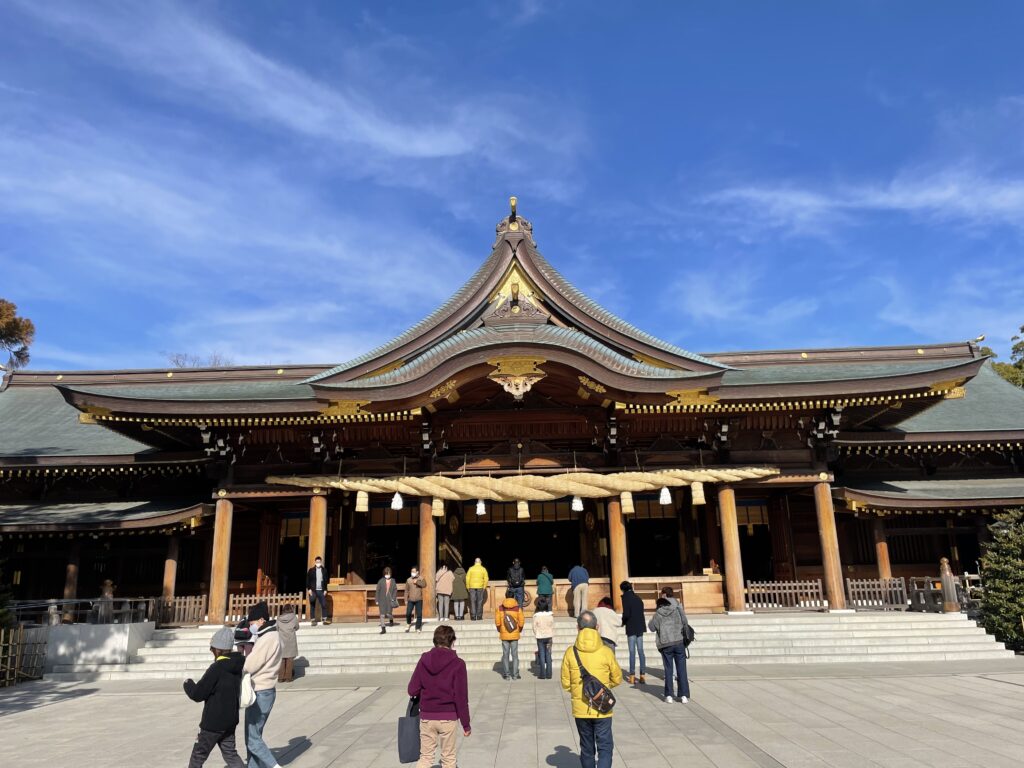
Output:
[248,601,270,623]
[211,627,235,651]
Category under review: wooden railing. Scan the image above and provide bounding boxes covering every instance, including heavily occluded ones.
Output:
[159,595,209,626]
[0,626,46,688]
[745,580,826,611]
[845,578,908,611]
[226,592,306,624]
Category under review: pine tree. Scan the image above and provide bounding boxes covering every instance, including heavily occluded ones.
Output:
[981,508,1024,651]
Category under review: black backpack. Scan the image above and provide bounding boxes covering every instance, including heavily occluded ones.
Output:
[683,622,696,647]
[572,646,616,714]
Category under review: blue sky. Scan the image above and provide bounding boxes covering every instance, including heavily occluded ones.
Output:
[1,1,1022,370]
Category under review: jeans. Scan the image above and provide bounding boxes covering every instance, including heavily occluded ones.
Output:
[536,638,552,678]
[436,593,451,619]
[245,688,276,768]
[627,634,646,676]
[512,585,525,607]
[407,599,423,630]
[309,589,328,622]
[573,583,589,616]
[469,588,485,619]
[660,642,690,698]
[575,716,613,768]
[453,599,466,619]
[501,639,519,677]
[188,728,245,768]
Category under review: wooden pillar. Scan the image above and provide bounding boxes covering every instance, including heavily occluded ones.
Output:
[718,486,746,612]
[813,482,846,610]
[419,497,436,618]
[703,502,723,571]
[347,505,368,585]
[162,536,179,601]
[62,541,81,622]
[607,496,628,611]
[209,498,234,625]
[256,510,280,595]
[307,494,327,569]
[872,517,892,580]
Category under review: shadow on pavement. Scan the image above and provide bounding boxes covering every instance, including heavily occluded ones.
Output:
[276,735,312,765]
[0,681,99,717]
[546,745,579,767]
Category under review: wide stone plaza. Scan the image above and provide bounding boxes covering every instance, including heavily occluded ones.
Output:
[4,657,1024,768]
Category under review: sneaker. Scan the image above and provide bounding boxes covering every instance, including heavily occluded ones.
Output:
[681,696,689,703]
[405,626,412,633]
[417,628,423,633]
[503,675,511,681]
[311,621,318,627]
[514,674,521,680]
[665,695,674,704]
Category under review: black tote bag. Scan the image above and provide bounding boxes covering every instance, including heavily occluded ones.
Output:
[397,696,421,764]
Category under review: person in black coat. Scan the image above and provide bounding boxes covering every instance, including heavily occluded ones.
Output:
[507,558,526,608]
[619,580,647,685]
[306,555,331,626]
[183,626,246,768]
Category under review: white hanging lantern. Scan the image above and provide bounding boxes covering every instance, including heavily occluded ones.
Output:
[476,499,486,516]
[391,492,404,510]
[571,495,584,512]
[355,491,369,513]
[659,486,672,506]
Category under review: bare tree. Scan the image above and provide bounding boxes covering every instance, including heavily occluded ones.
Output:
[164,351,235,368]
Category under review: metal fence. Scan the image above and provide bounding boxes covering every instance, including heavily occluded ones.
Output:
[0,626,47,687]
[745,579,827,611]
[845,577,908,611]
[11,598,159,626]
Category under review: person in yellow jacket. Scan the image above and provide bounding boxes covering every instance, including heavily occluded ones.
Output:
[466,558,489,621]
[494,589,525,680]
[560,611,622,768]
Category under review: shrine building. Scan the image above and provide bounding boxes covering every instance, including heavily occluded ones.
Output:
[2,201,1024,621]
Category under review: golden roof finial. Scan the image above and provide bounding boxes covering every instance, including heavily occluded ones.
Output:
[509,196,517,220]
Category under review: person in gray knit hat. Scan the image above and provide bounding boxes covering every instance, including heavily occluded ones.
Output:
[183,627,245,767]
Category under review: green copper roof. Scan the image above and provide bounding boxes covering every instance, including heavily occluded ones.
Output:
[64,381,316,402]
[721,358,975,386]
[0,386,153,458]
[0,498,203,529]
[845,478,1024,501]
[893,363,1024,433]
[317,325,702,390]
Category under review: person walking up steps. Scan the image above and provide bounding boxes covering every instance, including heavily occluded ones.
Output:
[451,565,468,620]
[466,558,488,620]
[593,596,621,650]
[183,627,245,768]
[275,604,299,683]
[495,588,525,680]
[406,566,427,633]
[568,563,590,617]
[532,595,555,679]
[407,625,471,768]
[561,610,622,768]
[243,601,283,768]
[619,581,647,685]
[648,597,691,704]
[435,563,454,620]
[376,567,398,634]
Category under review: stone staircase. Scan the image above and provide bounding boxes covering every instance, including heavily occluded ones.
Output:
[44,611,1013,681]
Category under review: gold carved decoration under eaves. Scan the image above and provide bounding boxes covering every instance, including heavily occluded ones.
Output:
[489,262,544,308]
[665,389,721,407]
[578,375,607,394]
[943,386,966,400]
[429,379,459,401]
[928,378,966,395]
[487,356,547,401]
[319,400,371,417]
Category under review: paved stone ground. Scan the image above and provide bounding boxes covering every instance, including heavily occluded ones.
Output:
[3,658,1024,767]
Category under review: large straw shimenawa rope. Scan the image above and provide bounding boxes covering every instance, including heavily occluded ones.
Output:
[265,467,779,505]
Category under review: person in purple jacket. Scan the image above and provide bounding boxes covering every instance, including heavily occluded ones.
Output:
[407,624,471,768]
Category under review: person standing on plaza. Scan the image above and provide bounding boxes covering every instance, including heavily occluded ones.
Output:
[648,597,690,704]
[568,563,590,617]
[593,596,621,650]
[407,624,471,768]
[376,567,398,634]
[507,557,526,608]
[532,595,555,679]
[536,565,554,605]
[406,566,427,633]
[275,604,299,683]
[560,610,622,768]
[495,588,525,680]
[243,601,283,768]
[183,626,246,768]
[306,556,330,626]
[435,563,454,620]
[451,565,469,620]
[466,557,489,620]
[619,581,647,685]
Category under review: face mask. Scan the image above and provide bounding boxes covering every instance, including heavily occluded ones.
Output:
[249,622,261,636]
[315,562,322,568]
[411,571,418,578]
